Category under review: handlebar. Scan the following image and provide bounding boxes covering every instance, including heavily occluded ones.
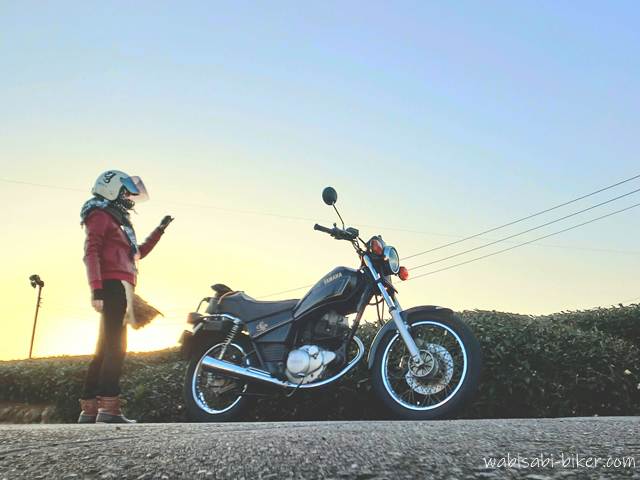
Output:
[314,224,334,234]
[314,223,360,241]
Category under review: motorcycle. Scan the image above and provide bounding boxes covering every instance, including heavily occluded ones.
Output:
[179,187,482,421]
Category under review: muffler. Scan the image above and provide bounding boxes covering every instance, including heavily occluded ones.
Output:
[200,336,365,389]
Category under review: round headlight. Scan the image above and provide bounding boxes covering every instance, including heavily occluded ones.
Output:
[383,246,400,274]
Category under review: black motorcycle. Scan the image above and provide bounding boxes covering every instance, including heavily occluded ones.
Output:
[179,187,482,421]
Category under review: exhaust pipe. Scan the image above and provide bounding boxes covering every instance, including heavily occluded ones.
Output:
[200,336,365,389]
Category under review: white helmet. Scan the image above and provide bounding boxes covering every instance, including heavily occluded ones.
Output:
[92,170,149,202]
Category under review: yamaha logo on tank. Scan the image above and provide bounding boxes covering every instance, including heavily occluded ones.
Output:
[323,272,342,285]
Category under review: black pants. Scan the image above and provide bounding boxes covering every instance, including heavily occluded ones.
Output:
[81,279,127,399]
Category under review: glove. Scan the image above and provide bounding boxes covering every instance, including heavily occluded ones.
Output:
[91,289,104,313]
[159,215,174,232]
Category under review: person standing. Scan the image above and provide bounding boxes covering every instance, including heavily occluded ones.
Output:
[78,170,174,424]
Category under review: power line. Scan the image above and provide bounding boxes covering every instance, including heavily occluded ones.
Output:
[0,178,86,192]
[408,186,640,271]
[403,173,640,260]
[4,175,638,299]
[3,175,639,258]
[522,244,640,256]
[0,177,448,238]
[408,201,640,280]
[264,185,640,297]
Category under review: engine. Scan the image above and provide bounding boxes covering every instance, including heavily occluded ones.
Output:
[285,345,336,384]
[286,311,349,384]
[300,311,350,343]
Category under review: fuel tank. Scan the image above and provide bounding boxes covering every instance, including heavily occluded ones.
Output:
[294,267,364,318]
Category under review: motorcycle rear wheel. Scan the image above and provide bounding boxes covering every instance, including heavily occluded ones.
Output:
[184,336,254,422]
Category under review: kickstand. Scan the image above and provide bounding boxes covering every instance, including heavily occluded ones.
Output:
[285,378,305,398]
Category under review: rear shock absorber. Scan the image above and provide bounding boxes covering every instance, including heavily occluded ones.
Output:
[218,318,243,360]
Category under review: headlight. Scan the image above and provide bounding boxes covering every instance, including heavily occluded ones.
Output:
[383,246,400,274]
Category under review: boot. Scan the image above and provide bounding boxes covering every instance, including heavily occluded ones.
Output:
[77,398,98,424]
[95,395,136,424]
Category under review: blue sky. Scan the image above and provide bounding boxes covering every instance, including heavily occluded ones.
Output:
[1,1,639,358]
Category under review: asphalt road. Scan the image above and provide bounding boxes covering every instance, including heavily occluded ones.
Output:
[0,417,638,479]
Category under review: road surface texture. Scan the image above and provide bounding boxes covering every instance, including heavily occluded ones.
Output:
[0,417,638,479]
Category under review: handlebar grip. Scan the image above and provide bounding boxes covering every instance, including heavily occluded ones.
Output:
[314,224,333,234]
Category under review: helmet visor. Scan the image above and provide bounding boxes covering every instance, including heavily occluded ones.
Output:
[120,176,149,202]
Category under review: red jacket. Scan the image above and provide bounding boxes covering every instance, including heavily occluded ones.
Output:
[83,209,164,291]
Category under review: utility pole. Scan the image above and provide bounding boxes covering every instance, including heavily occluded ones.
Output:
[29,274,45,359]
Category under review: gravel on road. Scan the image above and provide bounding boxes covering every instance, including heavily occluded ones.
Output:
[0,417,638,479]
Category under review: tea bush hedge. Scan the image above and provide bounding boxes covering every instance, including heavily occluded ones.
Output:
[1,304,638,422]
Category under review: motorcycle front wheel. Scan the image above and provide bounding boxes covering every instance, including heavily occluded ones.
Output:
[371,315,482,420]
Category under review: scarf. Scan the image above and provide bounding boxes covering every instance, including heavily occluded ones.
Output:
[80,197,140,259]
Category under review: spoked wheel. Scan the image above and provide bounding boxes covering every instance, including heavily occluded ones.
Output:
[372,316,482,420]
[184,339,254,422]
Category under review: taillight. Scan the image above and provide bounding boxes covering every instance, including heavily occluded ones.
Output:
[398,266,409,281]
[370,238,384,255]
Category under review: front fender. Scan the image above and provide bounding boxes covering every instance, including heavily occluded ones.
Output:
[366,305,454,369]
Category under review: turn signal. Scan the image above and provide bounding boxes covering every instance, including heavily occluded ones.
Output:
[370,238,384,255]
[398,266,409,281]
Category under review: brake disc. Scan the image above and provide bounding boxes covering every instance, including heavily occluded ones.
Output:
[406,344,454,395]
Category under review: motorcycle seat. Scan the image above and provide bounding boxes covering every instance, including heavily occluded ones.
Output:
[217,292,299,322]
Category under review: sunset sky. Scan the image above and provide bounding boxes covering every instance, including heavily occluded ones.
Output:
[1,1,639,360]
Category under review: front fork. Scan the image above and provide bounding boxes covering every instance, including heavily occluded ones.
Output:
[362,256,423,364]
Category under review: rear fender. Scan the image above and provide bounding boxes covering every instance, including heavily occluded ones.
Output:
[179,316,238,359]
[366,305,454,369]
